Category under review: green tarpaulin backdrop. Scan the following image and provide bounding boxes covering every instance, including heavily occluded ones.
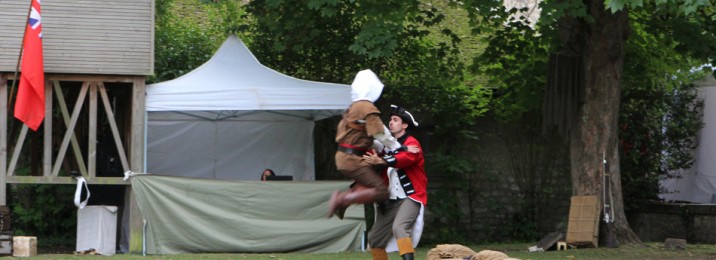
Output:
[130,175,365,254]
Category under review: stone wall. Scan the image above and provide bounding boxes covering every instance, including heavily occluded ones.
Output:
[629,203,716,243]
[316,112,716,244]
[420,115,573,243]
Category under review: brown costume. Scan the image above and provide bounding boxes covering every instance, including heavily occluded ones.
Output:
[335,100,383,172]
[328,100,389,218]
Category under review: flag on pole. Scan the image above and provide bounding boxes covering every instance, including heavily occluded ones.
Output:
[15,0,45,131]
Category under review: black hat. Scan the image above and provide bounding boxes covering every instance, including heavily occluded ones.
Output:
[390,104,419,129]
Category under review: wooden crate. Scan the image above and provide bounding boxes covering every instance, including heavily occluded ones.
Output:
[13,236,36,257]
[566,195,600,247]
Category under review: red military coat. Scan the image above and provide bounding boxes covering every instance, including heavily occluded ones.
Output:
[381,134,427,205]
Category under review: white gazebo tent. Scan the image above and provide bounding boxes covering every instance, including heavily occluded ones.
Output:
[138,36,364,254]
[661,75,716,203]
[145,35,351,180]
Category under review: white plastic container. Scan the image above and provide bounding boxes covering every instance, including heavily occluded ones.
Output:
[76,206,118,256]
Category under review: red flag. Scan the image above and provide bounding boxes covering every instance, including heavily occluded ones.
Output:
[15,0,45,131]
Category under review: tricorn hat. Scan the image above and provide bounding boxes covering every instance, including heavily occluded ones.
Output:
[390,104,419,129]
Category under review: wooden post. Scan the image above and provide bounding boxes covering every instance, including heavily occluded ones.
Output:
[0,74,7,205]
[125,186,143,253]
[88,82,97,178]
[126,76,146,253]
[43,80,52,176]
[130,76,145,173]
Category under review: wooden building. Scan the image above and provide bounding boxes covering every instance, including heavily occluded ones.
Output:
[0,0,154,253]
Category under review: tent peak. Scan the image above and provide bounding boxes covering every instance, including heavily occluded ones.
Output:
[210,35,261,66]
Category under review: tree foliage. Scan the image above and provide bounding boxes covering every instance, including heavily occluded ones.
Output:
[619,9,708,209]
[245,0,491,142]
[152,0,248,83]
[472,8,554,122]
[606,0,713,15]
[11,184,76,244]
[459,0,713,243]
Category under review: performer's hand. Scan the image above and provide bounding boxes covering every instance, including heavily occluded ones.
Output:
[362,149,386,165]
[407,145,421,154]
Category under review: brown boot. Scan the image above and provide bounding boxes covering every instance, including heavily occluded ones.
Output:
[371,247,388,260]
[331,184,367,219]
[327,185,387,218]
[327,190,347,218]
[343,186,388,204]
[397,237,415,260]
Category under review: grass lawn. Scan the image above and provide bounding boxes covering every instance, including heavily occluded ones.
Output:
[14,242,716,259]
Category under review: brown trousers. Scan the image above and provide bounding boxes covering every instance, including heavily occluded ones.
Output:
[336,152,388,195]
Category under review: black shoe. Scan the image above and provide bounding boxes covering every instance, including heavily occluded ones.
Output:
[401,253,414,260]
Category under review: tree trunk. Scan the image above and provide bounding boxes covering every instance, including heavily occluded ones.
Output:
[564,0,640,244]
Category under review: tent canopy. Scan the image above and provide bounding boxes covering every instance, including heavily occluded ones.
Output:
[145,35,351,180]
[146,35,350,120]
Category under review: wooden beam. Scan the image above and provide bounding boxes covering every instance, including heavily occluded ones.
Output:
[53,81,88,177]
[88,82,97,178]
[6,176,129,185]
[43,81,52,176]
[5,74,136,83]
[49,74,135,83]
[52,83,88,177]
[7,125,28,176]
[0,74,7,204]
[98,83,129,172]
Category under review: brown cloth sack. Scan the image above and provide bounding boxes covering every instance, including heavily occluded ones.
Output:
[426,244,477,260]
[426,244,521,260]
[472,250,519,260]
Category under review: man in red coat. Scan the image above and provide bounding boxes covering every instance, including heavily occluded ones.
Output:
[363,105,427,260]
